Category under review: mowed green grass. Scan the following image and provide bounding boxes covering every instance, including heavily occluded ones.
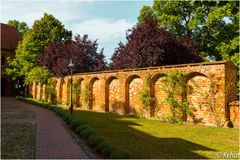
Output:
[72,110,239,159]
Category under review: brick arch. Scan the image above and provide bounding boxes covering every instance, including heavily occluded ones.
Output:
[105,76,121,113]
[74,78,84,107]
[186,72,212,124]
[89,77,100,110]
[150,73,167,117]
[185,72,208,82]
[125,75,144,115]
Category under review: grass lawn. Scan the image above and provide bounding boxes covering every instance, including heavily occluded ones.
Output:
[72,110,239,159]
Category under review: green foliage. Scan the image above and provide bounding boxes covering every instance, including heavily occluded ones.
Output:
[75,124,91,134]
[7,19,29,39]
[55,107,65,117]
[161,72,189,122]
[138,75,155,117]
[79,128,97,139]
[25,66,52,85]
[81,84,91,108]
[6,13,72,84]
[138,1,239,67]
[86,135,105,147]
[162,72,187,97]
[72,80,81,107]
[96,141,114,156]
[109,148,131,159]
[69,118,87,130]
[60,111,71,122]
[45,78,57,103]
[138,89,153,109]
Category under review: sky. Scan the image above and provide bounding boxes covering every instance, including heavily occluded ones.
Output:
[1,0,153,62]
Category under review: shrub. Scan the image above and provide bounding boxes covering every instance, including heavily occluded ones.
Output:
[86,135,105,147]
[96,141,115,157]
[75,124,91,134]
[109,148,131,159]
[65,116,75,125]
[55,108,65,116]
[62,112,72,122]
[69,118,87,130]
[79,128,97,139]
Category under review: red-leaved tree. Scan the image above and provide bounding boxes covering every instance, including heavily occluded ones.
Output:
[38,35,107,76]
[110,17,203,70]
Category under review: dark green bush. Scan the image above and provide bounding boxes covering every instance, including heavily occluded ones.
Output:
[62,113,72,122]
[79,128,97,139]
[69,118,87,130]
[55,108,65,117]
[96,141,115,157]
[75,124,91,134]
[86,135,105,147]
[109,148,131,159]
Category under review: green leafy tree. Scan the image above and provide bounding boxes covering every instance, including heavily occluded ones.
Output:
[7,19,29,39]
[6,13,72,85]
[25,66,52,85]
[138,0,239,66]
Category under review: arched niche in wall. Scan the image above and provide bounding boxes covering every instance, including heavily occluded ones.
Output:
[58,78,64,104]
[36,82,40,100]
[39,83,43,101]
[105,76,121,113]
[66,79,71,106]
[186,72,212,124]
[89,77,101,111]
[125,75,144,115]
[42,84,46,102]
[150,73,167,117]
[74,78,84,108]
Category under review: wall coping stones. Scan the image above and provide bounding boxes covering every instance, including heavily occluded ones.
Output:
[57,60,232,77]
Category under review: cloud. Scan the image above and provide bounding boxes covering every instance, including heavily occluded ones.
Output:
[1,0,90,26]
[1,0,140,61]
[71,19,133,42]
[70,19,134,61]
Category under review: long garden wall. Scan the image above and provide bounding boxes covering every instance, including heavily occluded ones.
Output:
[30,61,238,127]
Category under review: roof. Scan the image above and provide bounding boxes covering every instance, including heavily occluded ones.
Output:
[1,23,21,51]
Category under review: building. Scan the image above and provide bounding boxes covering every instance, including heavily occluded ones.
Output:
[1,23,21,96]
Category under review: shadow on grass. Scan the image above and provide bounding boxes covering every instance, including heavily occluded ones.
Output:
[72,110,215,159]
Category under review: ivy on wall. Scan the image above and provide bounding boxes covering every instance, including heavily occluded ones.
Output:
[138,75,155,118]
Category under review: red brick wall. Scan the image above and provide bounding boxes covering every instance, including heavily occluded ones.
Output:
[32,61,238,127]
[229,101,239,128]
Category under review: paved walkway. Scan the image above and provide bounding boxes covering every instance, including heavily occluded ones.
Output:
[3,97,88,159]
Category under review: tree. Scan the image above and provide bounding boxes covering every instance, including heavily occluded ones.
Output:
[7,20,29,39]
[25,66,52,85]
[110,17,203,70]
[6,13,72,84]
[138,0,239,67]
[38,35,107,76]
